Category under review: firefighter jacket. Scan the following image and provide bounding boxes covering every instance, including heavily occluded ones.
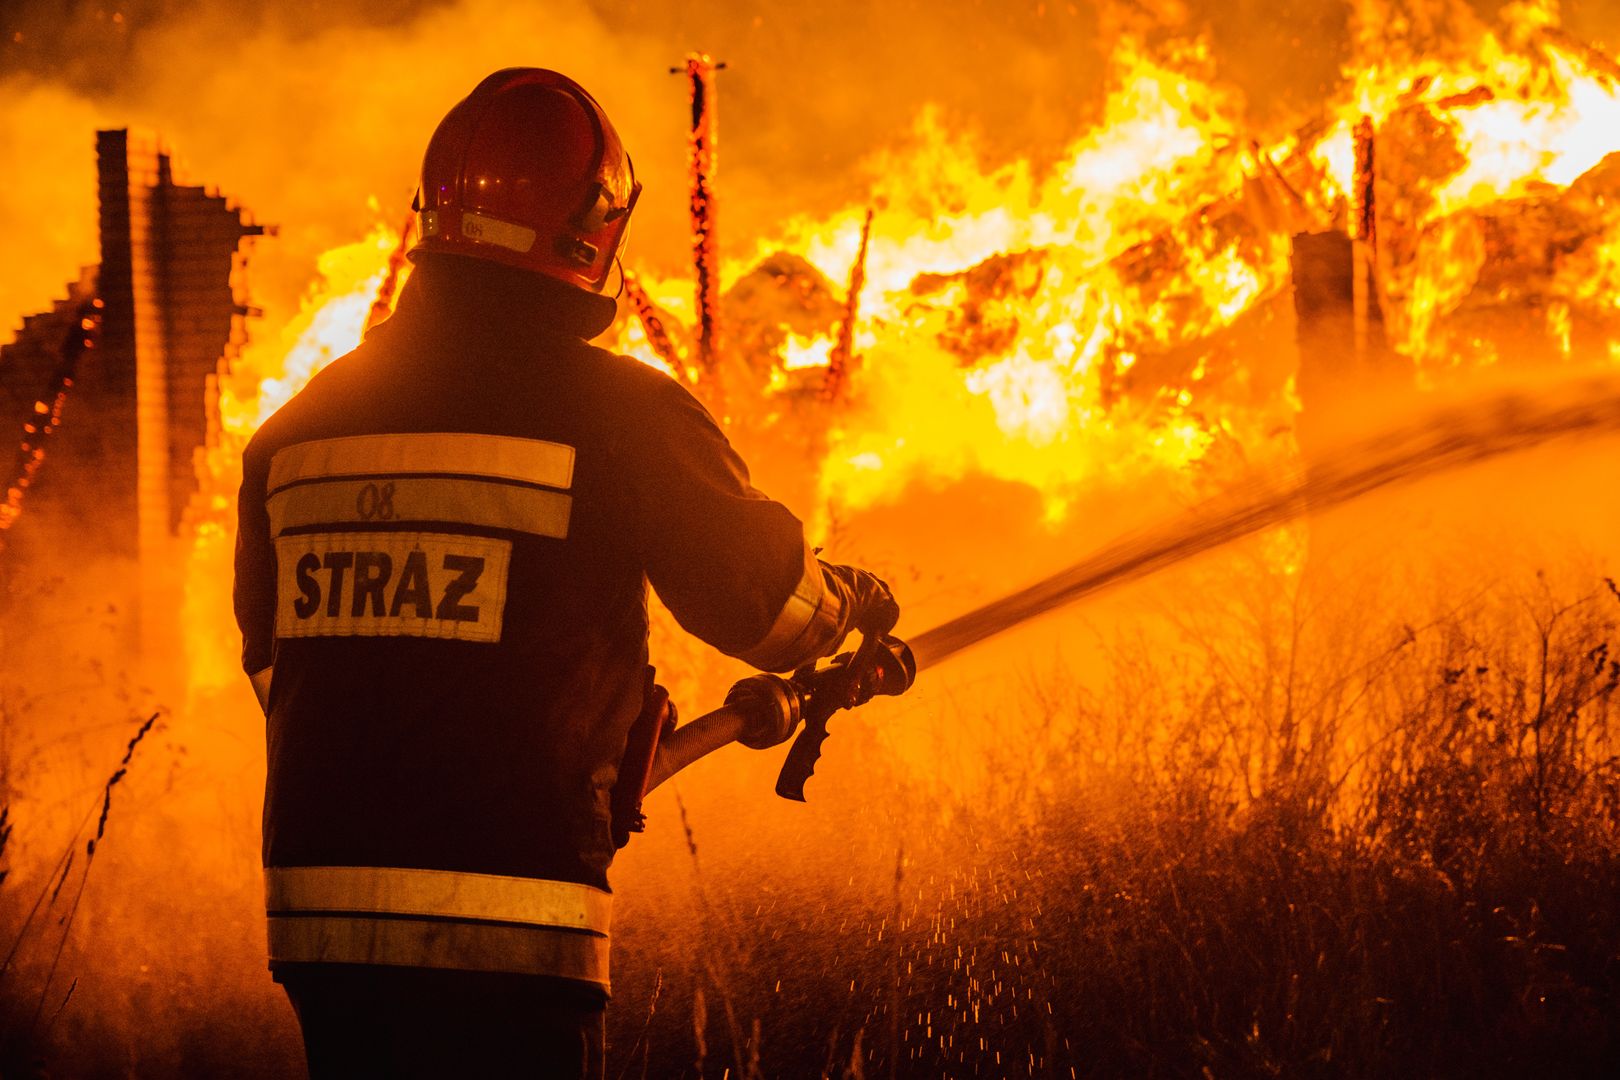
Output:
[233,255,848,996]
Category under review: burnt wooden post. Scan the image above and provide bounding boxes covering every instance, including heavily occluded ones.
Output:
[1292,112,1412,467]
[622,272,684,376]
[1292,232,1384,461]
[362,213,417,336]
[1351,116,1378,361]
[676,54,723,389]
[822,207,874,405]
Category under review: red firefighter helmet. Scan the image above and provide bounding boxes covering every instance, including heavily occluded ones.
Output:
[411,68,641,292]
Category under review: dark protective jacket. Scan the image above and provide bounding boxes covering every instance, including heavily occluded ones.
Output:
[233,255,847,996]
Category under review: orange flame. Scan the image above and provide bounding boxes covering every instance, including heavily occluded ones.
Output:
[181,17,1620,690]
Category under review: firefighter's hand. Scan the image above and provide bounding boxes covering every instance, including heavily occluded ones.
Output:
[820,562,900,636]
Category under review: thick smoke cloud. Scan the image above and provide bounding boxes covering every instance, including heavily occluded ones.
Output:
[0,0,1615,341]
[0,1,675,333]
[0,0,1247,338]
[0,84,106,347]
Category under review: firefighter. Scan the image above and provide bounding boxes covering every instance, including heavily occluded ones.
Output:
[232,68,898,1078]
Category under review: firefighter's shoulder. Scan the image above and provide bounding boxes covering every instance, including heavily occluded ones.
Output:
[242,346,367,475]
[586,346,720,437]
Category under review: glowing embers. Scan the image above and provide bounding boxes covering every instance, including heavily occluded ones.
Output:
[0,297,102,547]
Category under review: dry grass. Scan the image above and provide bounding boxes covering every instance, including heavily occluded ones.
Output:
[0,711,162,1074]
[615,572,1620,1078]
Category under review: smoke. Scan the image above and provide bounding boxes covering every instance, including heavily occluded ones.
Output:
[0,83,105,349]
[0,3,640,338]
[0,0,1349,341]
[4,0,1615,347]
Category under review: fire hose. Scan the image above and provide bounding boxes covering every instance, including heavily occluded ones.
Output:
[628,533,1130,823]
[652,620,917,800]
[624,524,1149,824]
[620,370,1620,834]
[611,611,916,845]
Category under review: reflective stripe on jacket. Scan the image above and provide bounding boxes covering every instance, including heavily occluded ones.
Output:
[265,866,612,990]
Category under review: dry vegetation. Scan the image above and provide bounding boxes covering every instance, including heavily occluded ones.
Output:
[609,568,1620,1079]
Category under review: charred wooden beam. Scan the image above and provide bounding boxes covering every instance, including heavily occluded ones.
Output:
[675,53,724,383]
[822,207,874,404]
[362,213,417,336]
[623,272,684,376]
[1351,116,1378,360]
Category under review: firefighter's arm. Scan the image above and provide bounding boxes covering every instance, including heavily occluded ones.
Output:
[233,442,277,715]
[625,375,895,672]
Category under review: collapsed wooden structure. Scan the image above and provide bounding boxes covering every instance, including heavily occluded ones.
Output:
[0,130,265,649]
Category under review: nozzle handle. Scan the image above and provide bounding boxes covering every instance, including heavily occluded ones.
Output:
[774,632,915,801]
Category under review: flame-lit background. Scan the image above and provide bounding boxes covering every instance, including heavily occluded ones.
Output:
[4,1,1620,1075]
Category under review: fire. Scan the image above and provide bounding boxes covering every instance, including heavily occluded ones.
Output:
[6,7,1620,1068]
[612,38,1265,517]
[183,224,403,690]
[779,332,833,372]
[1334,3,1620,371]
[1438,50,1620,211]
[181,11,1620,679]
[219,224,404,436]
[1345,8,1620,219]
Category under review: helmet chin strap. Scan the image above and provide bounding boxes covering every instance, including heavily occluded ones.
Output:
[609,255,627,300]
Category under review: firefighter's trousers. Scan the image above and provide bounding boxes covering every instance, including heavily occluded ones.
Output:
[280,966,605,1079]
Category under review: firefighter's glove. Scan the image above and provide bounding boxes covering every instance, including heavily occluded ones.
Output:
[821,561,900,638]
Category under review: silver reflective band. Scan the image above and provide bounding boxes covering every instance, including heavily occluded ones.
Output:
[267,915,610,988]
[265,865,612,987]
[268,433,575,494]
[266,476,572,539]
[460,211,538,254]
[266,865,610,934]
[735,545,844,672]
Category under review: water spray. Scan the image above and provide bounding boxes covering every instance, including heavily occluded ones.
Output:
[643,372,1620,802]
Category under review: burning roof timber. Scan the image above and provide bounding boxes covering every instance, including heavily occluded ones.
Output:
[697,51,1620,483]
